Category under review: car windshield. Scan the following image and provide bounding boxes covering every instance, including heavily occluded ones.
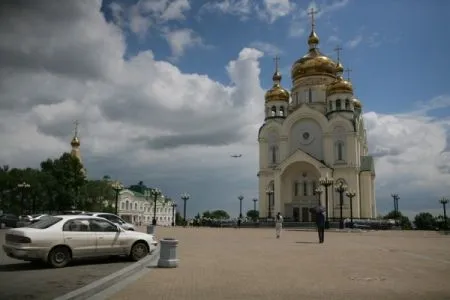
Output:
[28,216,62,229]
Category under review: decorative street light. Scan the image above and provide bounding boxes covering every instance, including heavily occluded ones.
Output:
[391,193,400,225]
[319,174,334,229]
[238,195,244,218]
[314,187,323,206]
[17,182,31,215]
[111,181,124,216]
[265,188,274,219]
[252,198,258,212]
[151,188,162,226]
[171,202,177,227]
[335,181,347,229]
[345,190,356,228]
[181,193,190,227]
[439,197,449,229]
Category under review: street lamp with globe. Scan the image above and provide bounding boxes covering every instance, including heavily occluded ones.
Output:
[345,190,356,228]
[151,188,162,226]
[439,197,449,229]
[111,181,124,216]
[319,174,334,229]
[181,193,190,227]
[265,188,274,219]
[335,181,347,229]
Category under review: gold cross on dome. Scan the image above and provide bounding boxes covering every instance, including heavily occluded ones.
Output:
[334,45,343,62]
[345,68,352,81]
[308,7,319,29]
[273,56,280,71]
[74,120,79,136]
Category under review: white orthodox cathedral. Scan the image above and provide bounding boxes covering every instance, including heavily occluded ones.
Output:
[257,13,376,222]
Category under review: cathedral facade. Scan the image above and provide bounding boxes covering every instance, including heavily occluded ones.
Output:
[257,16,376,222]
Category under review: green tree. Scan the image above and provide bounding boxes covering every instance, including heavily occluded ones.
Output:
[202,210,212,218]
[246,209,259,221]
[383,210,412,230]
[414,212,437,230]
[210,210,230,220]
[40,152,86,211]
[128,181,148,194]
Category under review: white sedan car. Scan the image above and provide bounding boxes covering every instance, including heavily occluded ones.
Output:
[2,215,158,268]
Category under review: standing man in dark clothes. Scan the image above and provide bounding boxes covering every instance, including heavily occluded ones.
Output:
[311,205,326,243]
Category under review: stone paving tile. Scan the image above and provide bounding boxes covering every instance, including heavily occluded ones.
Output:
[110,227,450,300]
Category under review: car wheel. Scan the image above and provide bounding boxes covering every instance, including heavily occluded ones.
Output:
[48,246,71,268]
[130,242,148,261]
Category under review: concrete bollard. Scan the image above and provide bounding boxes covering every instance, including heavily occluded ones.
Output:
[147,225,155,235]
[157,238,179,268]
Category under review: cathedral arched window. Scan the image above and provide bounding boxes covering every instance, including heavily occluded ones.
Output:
[336,141,345,161]
[271,106,276,116]
[329,101,333,111]
[336,99,342,110]
[126,201,129,210]
[309,88,313,103]
[271,146,278,164]
[303,181,308,196]
[345,99,350,110]
[279,106,284,116]
[294,181,299,196]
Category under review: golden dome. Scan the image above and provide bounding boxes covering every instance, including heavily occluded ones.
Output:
[327,76,353,96]
[291,30,337,85]
[71,136,80,147]
[265,83,289,103]
[353,98,362,109]
[336,62,344,74]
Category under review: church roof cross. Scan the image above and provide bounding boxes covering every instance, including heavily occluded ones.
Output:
[273,55,280,72]
[308,7,319,30]
[334,45,343,62]
[74,120,79,137]
[345,68,353,81]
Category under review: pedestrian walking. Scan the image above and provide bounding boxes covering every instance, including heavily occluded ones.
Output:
[275,212,283,238]
[311,205,326,243]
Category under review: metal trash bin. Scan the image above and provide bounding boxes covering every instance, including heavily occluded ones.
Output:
[147,225,155,235]
[158,238,179,268]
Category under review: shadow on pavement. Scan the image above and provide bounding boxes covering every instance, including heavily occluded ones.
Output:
[0,256,131,272]
[295,241,317,244]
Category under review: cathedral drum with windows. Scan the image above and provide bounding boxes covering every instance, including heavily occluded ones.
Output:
[257,13,376,222]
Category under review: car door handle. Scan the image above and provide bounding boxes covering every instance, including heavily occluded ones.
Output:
[66,237,72,240]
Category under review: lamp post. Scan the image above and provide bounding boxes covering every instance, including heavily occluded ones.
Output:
[17,182,31,215]
[345,190,356,228]
[181,193,190,227]
[252,198,258,212]
[319,174,334,229]
[391,193,400,225]
[439,197,449,229]
[238,195,244,218]
[314,187,323,206]
[151,188,162,226]
[265,188,273,219]
[171,202,177,227]
[335,181,347,229]
[111,181,124,216]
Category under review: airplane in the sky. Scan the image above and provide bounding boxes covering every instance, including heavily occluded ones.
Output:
[230,154,242,158]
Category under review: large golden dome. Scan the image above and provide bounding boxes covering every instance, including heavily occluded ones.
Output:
[265,71,289,102]
[327,75,353,96]
[291,30,337,85]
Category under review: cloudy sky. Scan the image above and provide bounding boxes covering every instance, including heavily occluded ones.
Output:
[0,0,449,218]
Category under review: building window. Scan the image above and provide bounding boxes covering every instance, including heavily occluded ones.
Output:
[303,181,308,196]
[336,141,345,161]
[271,106,276,116]
[279,107,284,116]
[312,181,317,193]
[134,203,137,210]
[345,99,350,110]
[126,201,129,210]
[271,146,277,164]
[336,99,342,110]
[308,88,313,103]
[294,181,298,196]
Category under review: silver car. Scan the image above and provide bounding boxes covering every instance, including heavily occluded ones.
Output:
[2,215,157,268]
[83,212,136,231]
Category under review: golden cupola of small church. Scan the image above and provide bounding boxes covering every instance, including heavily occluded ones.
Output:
[265,57,289,103]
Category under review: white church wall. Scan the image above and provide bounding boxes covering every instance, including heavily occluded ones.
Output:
[289,118,324,159]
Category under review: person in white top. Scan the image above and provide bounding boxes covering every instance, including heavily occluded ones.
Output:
[275,212,283,238]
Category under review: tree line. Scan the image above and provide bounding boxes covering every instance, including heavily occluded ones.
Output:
[0,152,115,215]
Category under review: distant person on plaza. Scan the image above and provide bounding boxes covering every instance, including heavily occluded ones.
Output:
[311,205,326,243]
[275,212,283,238]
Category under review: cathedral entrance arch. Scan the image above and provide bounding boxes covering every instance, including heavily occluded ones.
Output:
[280,161,321,222]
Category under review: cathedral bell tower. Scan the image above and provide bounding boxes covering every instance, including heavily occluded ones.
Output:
[264,56,290,120]
[70,120,85,174]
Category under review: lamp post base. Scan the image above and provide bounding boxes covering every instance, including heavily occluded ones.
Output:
[152,219,157,226]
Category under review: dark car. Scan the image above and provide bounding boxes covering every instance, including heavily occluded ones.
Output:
[0,214,19,228]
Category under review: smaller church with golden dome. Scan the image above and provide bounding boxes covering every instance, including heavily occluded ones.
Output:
[70,120,85,174]
[257,9,376,221]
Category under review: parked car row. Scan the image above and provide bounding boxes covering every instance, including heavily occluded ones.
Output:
[2,214,157,268]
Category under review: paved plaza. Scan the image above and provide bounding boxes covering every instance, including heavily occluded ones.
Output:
[108,227,450,300]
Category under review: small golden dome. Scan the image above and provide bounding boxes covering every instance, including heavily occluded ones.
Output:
[308,31,319,46]
[336,62,344,74]
[71,136,80,147]
[327,76,353,96]
[265,83,289,102]
[353,98,362,109]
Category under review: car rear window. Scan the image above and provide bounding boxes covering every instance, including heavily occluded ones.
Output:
[28,216,63,229]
